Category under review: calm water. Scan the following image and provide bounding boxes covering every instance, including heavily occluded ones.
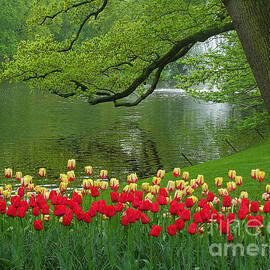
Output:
[0,83,265,187]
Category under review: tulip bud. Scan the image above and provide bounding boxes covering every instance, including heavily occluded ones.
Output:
[173,168,181,177]
[257,171,265,182]
[239,191,248,199]
[67,171,75,182]
[110,178,119,190]
[100,181,108,191]
[167,181,175,192]
[38,168,46,178]
[151,185,160,195]
[182,171,189,181]
[127,173,138,184]
[235,176,242,186]
[228,170,236,180]
[15,172,22,181]
[215,177,223,187]
[174,190,183,201]
[85,166,93,175]
[4,168,12,178]
[157,169,165,179]
[227,181,236,192]
[142,182,150,193]
[99,170,108,179]
[67,159,76,170]
[152,177,161,186]
[197,175,204,185]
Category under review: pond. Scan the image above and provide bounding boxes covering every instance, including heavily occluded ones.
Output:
[0,83,265,187]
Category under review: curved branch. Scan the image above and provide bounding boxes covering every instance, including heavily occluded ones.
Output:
[22,69,62,81]
[58,0,108,52]
[39,1,95,25]
[89,22,234,105]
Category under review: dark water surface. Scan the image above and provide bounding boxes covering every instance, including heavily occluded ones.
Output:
[0,84,265,187]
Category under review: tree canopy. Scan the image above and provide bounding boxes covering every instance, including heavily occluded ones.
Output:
[0,0,269,128]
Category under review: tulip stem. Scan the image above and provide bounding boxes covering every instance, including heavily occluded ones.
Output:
[170,236,174,270]
[150,237,153,270]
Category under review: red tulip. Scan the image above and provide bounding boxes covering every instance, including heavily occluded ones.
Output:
[149,225,162,237]
[63,215,73,226]
[188,223,197,234]
[32,206,40,216]
[11,196,21,208]
[185,198,194,208]
[167,224,177,236]
[263,202,270,213]
[34,220,43,231]
[175,218,185,231]
[7,205,16,217]
[141,213,150,224]
[222,196,231,207]
[17,207,27,218]
[250,201,259,213]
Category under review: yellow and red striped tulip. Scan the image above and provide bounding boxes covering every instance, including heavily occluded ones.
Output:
[0,187,3,195]
[151,185,160,195]
[4,168,12,178]
[201,183,208,193]
[182,171,189,181]
[5,184,12,191]
[41,214,50,222]
[94,180,100,188]
[145,192,153,202]
[190,179,199,189]
[228,170,236,180]
[184,186,194,196]
[100,181,108,191]
[218,188,228,196]
[190,195,198,204]
[174,190,183,200]
[213,197,220,205]
[157,169,165,179]
[167,181,175,192]
[173,168,181,177]
[3,190,11,199]
[27,192,35,199]
[67,171,75,181]
[39,168,46,178]
[232,198,240,206]
[60,174,68,183]
[60,182,68,193]
[176,180,186,190]
[127,173,138,184]
[239,191,248,199]
[197,175,204,185]
[227,181,236,192]
[35,186,42,194]
[110,178,119,190]
[129,183,137,192]
[142,182,150,193]
[26,184,35,191]
[123,185,131,193]
[21,175,32,187]
[262,193,270,201]
[266,184,270,194]
[83,179,93,190]
[15,172,22,181]
[257,171,265,182]
[215,177,223,187]
[235,176,242,186]
[85,166,93,175]
[152,177,161,186]
[99,170,108,179]
[251,169,260,179]
[67,159,76,170]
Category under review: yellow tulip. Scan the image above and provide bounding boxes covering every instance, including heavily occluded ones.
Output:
[142,182,150,193]
[152,177,161,186]
[15,172,22,181]
[39,168,46,178]
[266,185,270,194]
[174,190,183,201]
[157,169,165,179]
[215,177,223,187]
[151,185,160,195]
[197,175,204,185]
[85,166,93,175]
[129,183,137,192]
[176,180,186,190]
[110,178,119,190]
[182,171,189,181]
[173,168,181,177]
[100,181,108,191]
[167,181,175,192]
[67,159,76,170]
[127,173,138,183]
[239,191,248,199]
[4,168,12,178]
[99,170,108,179]
[235,176,242,186]
[228,170,236,180]
[67,171,75,181]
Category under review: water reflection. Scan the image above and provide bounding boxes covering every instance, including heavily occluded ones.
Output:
[0,84,265,186]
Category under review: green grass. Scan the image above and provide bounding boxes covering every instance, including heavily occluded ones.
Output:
[139,136,270,201]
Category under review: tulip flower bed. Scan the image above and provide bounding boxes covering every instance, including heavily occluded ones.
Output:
[2,158,270,270]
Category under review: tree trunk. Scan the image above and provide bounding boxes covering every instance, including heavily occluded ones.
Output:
[223,0,270,113]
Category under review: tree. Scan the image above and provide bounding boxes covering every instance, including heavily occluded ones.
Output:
[0,0,268,115]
